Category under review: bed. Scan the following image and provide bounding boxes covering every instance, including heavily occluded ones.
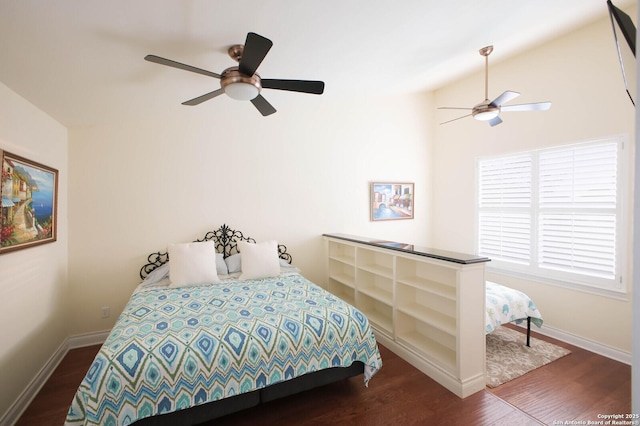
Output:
[65,225,383,426]
[485,280,544,346]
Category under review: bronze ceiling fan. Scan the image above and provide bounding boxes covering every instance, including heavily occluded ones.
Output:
[438,45,551,126]
[145,32,325,116]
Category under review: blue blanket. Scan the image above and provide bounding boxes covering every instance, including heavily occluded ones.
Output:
[65,272,382,425]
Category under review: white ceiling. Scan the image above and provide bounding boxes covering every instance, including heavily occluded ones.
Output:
[0,0,632,127]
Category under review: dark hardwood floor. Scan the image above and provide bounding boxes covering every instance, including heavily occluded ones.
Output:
[16,327,630,426]
[488,327,631,425]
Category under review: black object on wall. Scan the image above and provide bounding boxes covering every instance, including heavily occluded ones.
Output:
[607,0,636,106]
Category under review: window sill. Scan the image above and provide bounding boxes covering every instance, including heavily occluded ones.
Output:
[486,266,629,301]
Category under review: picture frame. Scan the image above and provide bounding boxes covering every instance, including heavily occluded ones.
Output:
[1,150,58,254]
[370,182,414,221]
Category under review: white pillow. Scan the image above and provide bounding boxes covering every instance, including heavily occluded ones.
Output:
[215,253,229,276]
[238,240,280,280]
[168,241,220,287]
[225,253,242,274]
[142,262,170,285]
[142,253,228,285]
[225,253,294,274]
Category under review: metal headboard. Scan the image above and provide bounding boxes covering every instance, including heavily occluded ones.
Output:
[139,223,292,279]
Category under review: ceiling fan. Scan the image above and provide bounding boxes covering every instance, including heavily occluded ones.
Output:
[438,46,551,127]
[144,32,325,116]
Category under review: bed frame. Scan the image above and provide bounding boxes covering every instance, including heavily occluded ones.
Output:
[525,317,531,347]
[134,224,365,426]
[133,361,364,426]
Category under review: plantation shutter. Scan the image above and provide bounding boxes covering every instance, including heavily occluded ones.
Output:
[477,154,532,264]
[537,142,618,279]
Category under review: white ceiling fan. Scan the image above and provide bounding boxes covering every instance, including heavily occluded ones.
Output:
[438,46,551,127]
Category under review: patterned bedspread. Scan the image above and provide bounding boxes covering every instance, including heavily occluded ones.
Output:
[485,281,544,334]
[65,272,382,425]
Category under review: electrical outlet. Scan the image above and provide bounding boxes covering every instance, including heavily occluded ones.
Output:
[101,307,110,318]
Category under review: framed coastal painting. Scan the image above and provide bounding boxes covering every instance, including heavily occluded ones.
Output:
[1,150,58,254]
[370,182,414,221]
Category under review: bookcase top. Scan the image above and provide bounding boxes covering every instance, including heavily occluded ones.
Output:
[323,233,491,265]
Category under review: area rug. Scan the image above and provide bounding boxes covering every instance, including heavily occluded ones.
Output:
[486,326,571,388]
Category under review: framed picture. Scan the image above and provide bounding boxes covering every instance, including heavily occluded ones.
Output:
[370,182,414,221]
[1,150,58,254]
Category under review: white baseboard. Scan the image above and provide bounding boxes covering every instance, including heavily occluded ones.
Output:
[1,330,109,426]
[514,323,631,365]
[67,329,110,349]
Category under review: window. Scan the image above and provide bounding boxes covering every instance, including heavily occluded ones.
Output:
[476,138,627,295]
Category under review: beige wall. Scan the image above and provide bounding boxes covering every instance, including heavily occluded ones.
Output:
[432,8,635,353]
[0,82,68,419]
[67,92,434,335]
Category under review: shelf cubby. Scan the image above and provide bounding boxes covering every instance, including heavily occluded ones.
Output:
[396,283,456,335]
[328,240,356,266]
[396,311,456,372]
[396,257,457,300]
[328,258,355,288]
[356,248,393,278]
[357,292,393,334]
[327,278,356,306]
[356,269,393,303]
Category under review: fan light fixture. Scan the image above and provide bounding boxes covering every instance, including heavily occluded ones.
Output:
[224,82,260,100]
[220,67,261,101]
[473,107,500,121]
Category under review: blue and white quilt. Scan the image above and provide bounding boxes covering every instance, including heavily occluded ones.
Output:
[65,272,382,425]
[485,281,544,334]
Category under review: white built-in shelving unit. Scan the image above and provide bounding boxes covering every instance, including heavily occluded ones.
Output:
[324,233,489,398]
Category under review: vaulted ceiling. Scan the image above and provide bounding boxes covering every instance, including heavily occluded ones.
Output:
[0,0,631,127]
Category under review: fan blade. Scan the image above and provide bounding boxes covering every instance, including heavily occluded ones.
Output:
[239,32,273,76]
[440,113,472,125]
[145,55,221,79]
[437,106,473,110]
[261,79,325,94]
[251,94,277,116]
[182,88,225,106]
[489,90,520,107]
[501,102,552,112]
[489,116,503,127]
